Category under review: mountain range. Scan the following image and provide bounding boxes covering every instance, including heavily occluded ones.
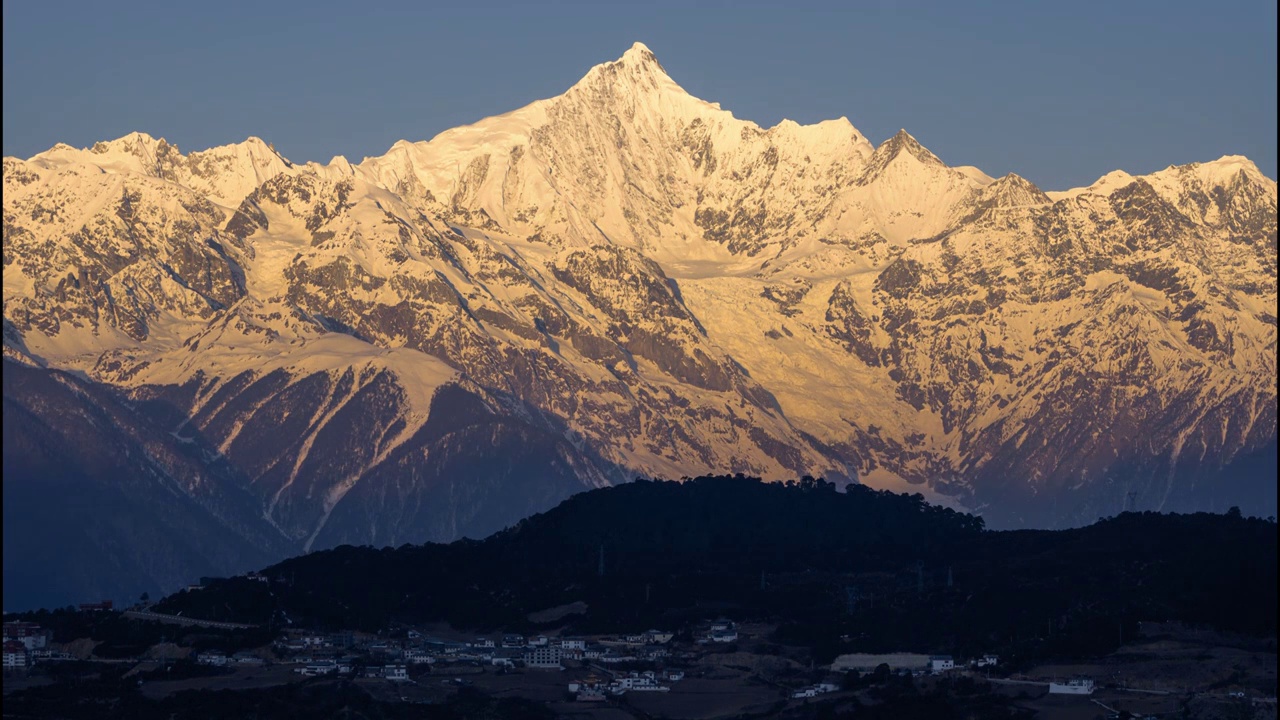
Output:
[3,42,1276,610]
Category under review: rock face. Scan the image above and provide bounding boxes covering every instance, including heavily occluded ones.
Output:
[3,42,1276,607]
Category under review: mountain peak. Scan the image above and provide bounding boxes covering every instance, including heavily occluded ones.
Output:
[24,132,169,172]
[1155,154,1277,198]
[1210,154,1257,167]
[974,172,1051,207]
[622,41,656,62]
[615,41,666,75]
[883,129,941,163]
[89,131,163,156]
[110,130,160,145]
[558,41,689,113]
[994,171,1036,187]
[578,41,672,85]
[857,129,947,184]
[1201,154,1268,181]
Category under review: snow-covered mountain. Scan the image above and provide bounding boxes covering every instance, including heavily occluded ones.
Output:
[4,42,1276,607]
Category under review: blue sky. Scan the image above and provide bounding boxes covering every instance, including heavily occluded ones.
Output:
[3,0,1275,190]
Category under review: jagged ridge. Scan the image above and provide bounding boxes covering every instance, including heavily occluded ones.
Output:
[2,43,1276,608]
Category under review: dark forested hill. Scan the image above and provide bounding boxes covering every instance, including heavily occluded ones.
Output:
[152,476,1276,664]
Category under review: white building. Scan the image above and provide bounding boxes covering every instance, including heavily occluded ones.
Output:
[577,687,607,701]
[930,655,955,672]
[641,647,670,661]
[569,678,610,701]
[30,649,74,663]
[472,638,495,649]
[296,661,338,676]
[384,665,409,681]
[1049,678,1095,695]
[793,682,839,699]
[559,638,586,650]
[403,649,435,665]
[196,651,228,667]
[3,641,28,669]
[975,654,999,667]
[642,629,673,644]
[614,672,669,692]
[705,619,738,643]
[2,623,50,651]
[524,646,563,669]
[628,682,670,692]
[710,628,738,643]
[233,652,265,666]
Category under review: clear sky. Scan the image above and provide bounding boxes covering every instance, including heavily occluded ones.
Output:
[3,0,1275,190]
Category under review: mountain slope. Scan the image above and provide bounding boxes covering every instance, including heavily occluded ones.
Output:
[2,43,1276,606]
[2,359,290,610]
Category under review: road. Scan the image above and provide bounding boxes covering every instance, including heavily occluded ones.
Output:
[122,610,256,630]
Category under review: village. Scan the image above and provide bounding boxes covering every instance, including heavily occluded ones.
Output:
[5,610,1014,701]
[4,603,1274,719]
